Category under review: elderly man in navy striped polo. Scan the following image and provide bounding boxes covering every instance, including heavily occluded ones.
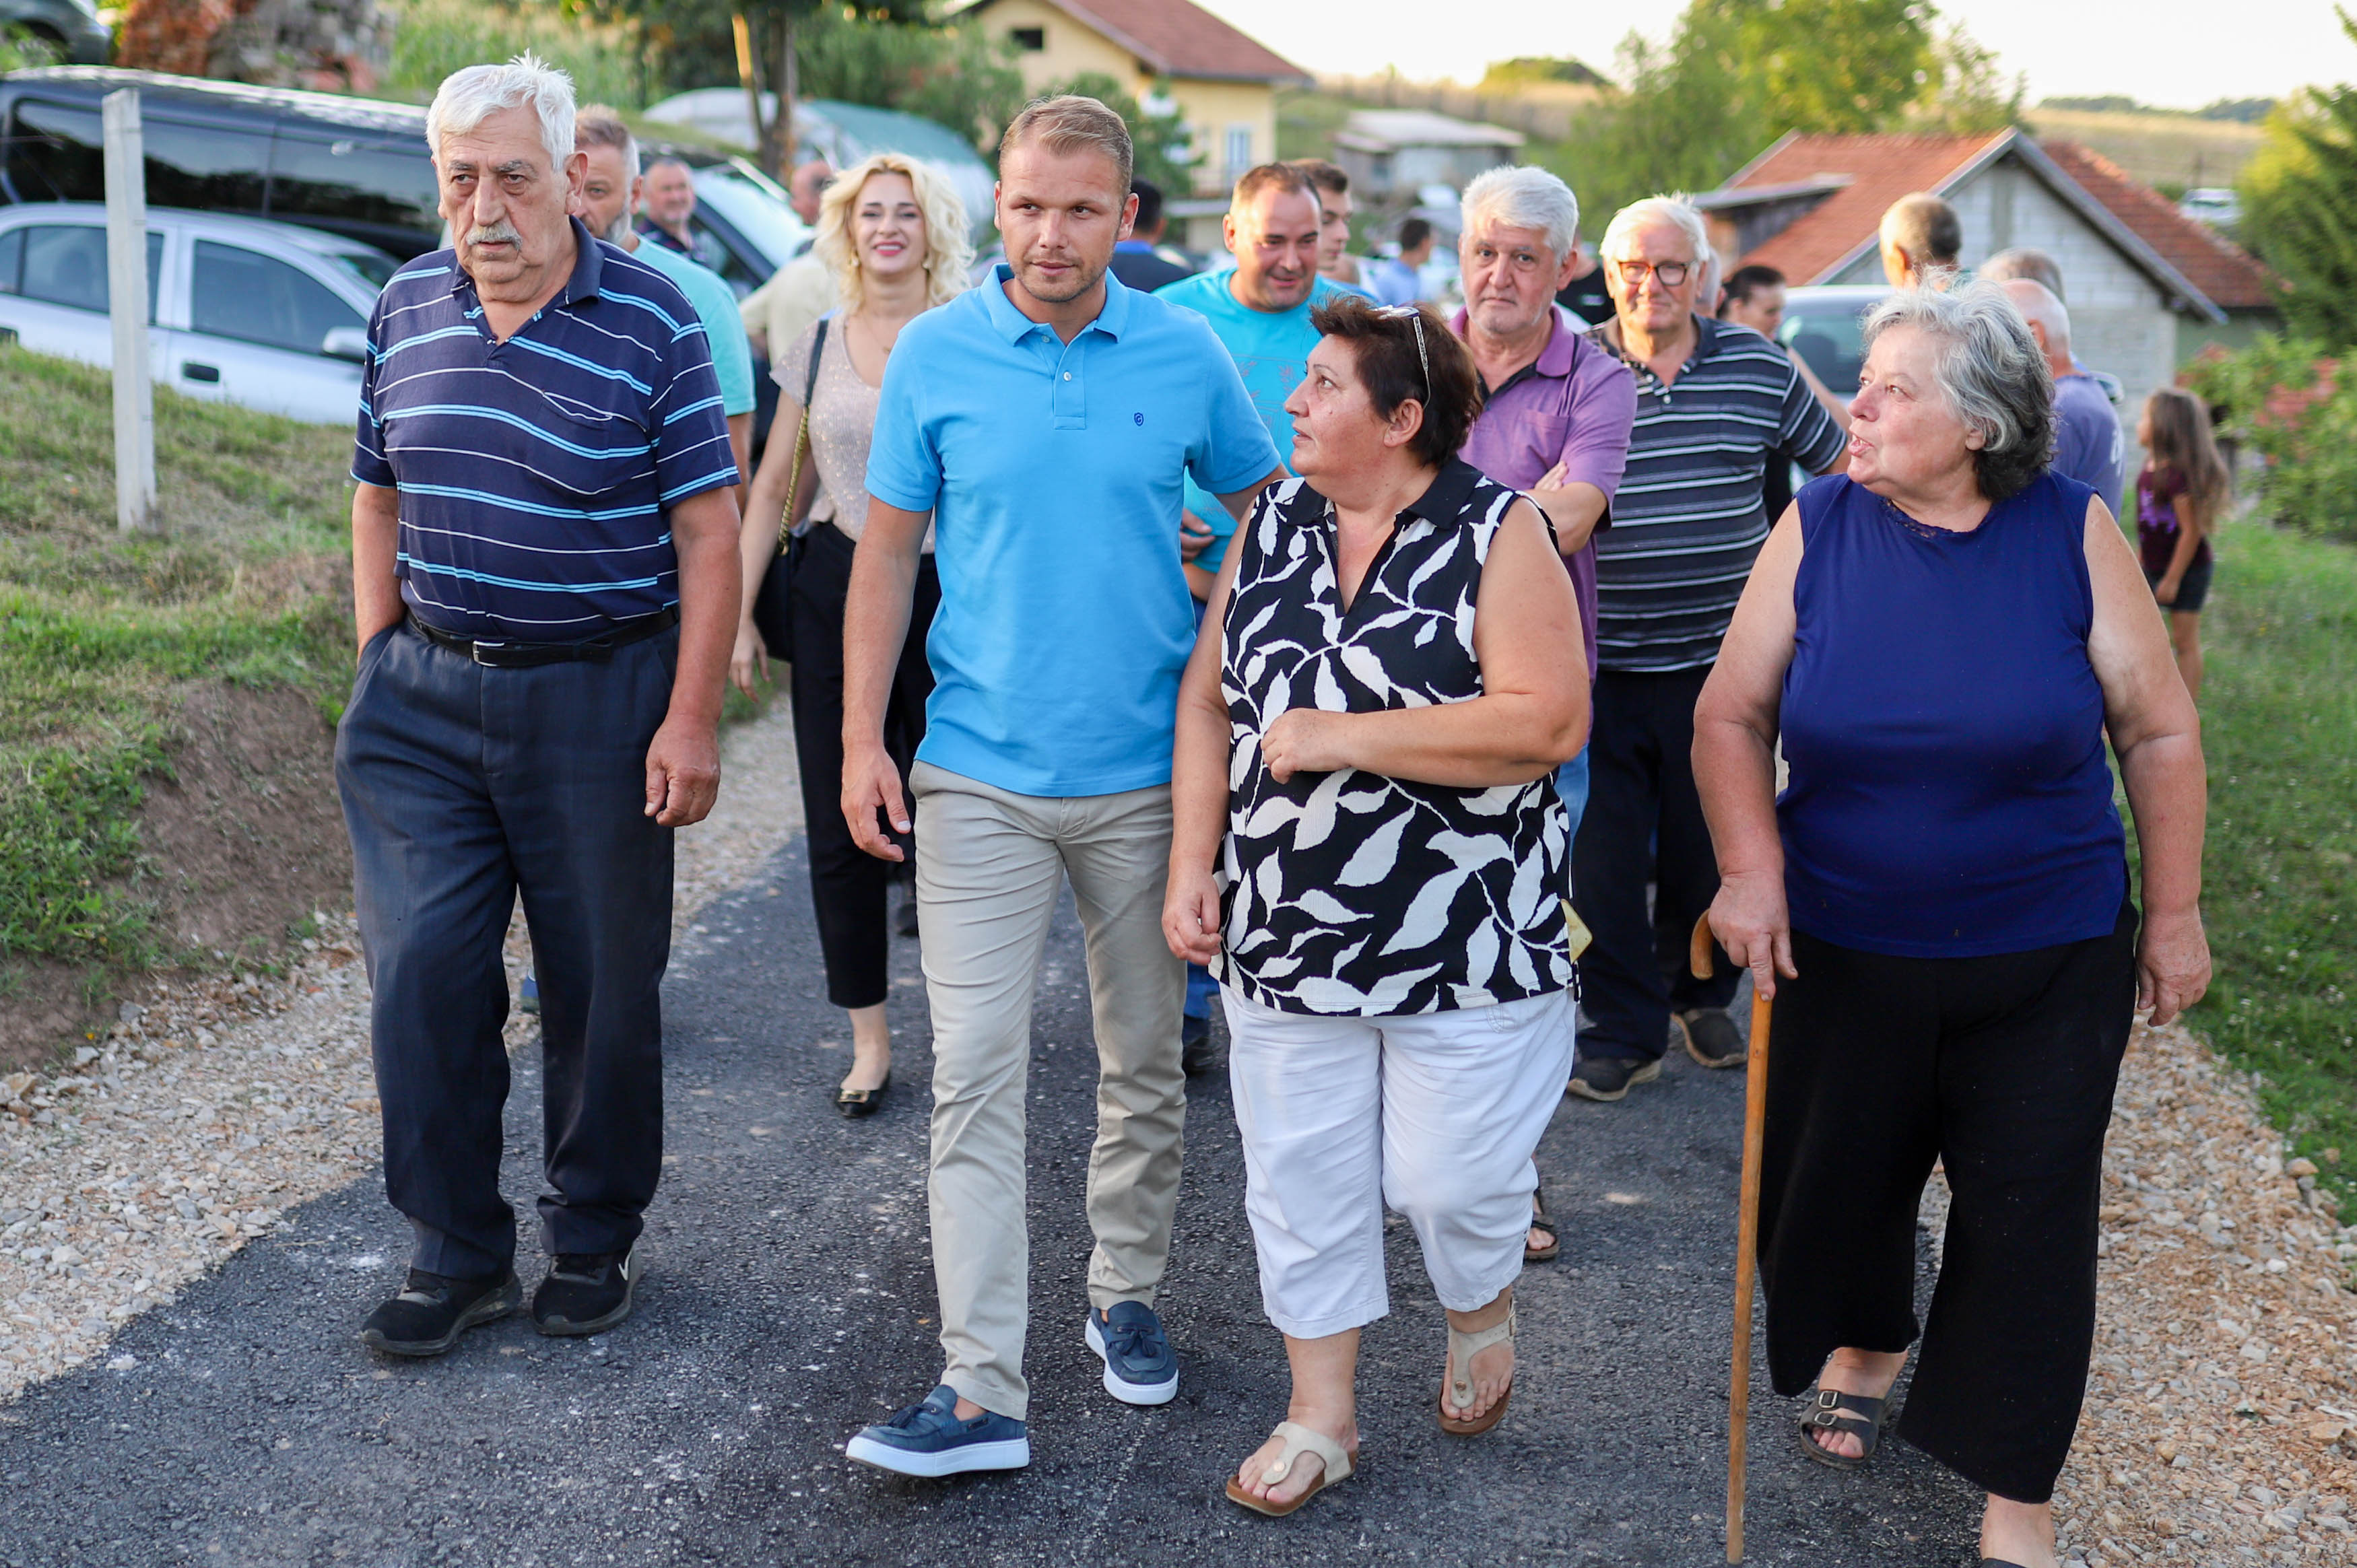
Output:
[1570,195,1846,1104]
[336,55,741,1356]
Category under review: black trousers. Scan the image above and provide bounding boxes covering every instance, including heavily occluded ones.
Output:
[1569,666,1736,1060]
[1758,902,2138,1503]
[789,522,939,1010]
[335,619,675,1279]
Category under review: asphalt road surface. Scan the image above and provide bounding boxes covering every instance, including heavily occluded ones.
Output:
[0,843,1984,1567]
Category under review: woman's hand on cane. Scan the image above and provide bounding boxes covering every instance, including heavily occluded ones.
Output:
[1708,870,1797,1001]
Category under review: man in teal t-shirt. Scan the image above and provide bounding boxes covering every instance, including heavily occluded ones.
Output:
[1157,162,1344,599]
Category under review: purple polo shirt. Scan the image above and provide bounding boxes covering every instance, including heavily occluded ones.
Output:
[1452,304,1636,682]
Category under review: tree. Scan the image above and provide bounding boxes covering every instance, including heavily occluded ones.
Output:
[2239,8,2357,347]
[794,7,1026,151]
[1546,0,2007,219]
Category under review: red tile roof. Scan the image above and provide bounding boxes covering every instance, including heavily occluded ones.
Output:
[1726,133,2007,283]
[2037,141,2275,311]
[1722,131,2276,313]
[975,0,1309,83]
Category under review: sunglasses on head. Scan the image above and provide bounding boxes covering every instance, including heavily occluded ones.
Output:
[1372,304,1430,403]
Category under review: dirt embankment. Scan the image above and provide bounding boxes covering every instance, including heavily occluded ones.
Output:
[0,682,352,1072]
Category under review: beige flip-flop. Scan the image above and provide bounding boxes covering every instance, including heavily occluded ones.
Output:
[1222,1421,1357,1517]
[1437,1305,1517,1435]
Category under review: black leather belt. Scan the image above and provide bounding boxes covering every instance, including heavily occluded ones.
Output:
[409,607,678,668]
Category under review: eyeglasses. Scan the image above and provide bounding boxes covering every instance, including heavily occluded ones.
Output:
[1612,257,1694,288]
[1374,304,1431,403]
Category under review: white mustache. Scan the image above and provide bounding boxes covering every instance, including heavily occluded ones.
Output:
[466,221,523,248]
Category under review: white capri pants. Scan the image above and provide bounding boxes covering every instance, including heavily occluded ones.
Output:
[1222,986,1576,1340]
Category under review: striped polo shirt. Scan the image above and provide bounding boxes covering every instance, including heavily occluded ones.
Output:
[352,217,739,642]
[1585,314,1846,672]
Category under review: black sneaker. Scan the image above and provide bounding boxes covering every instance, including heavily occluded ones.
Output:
[1181,1013,1218,1076]
[1677,1008,1747,1068]
[1566,1054,1663,1103]
[360,1266,521,1357]
[531,1246,640,1336]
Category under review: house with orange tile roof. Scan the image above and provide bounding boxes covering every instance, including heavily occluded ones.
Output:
[958,0,1311,250]
[1700,129,2277,435]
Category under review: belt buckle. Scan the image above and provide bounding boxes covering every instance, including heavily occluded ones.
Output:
[470,639,508,666]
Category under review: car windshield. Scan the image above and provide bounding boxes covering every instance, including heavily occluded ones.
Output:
[324,248,399,292]
[1779,298,1876,397]
[691,163,808,277]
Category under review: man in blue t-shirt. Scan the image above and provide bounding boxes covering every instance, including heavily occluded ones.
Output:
[1157,161,1345,600]
[838,97,1284,1479]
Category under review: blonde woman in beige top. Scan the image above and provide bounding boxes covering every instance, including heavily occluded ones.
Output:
[733,151,972,1117]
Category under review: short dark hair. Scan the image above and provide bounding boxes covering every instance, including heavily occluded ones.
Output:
[1232,161,1318,211]
[1397,216,1432,251]
[1287,158,1349,199]
[1130,178,1163,232]
[1719,263,1783,312]
[1308,296,1480,468]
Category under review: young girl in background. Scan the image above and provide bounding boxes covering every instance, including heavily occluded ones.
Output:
[2135,387,2231,700]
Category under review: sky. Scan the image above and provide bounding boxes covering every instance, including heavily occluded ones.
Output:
[1194,0,2350,110]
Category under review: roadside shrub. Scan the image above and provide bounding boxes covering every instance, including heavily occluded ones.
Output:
[2186,336,2357,541]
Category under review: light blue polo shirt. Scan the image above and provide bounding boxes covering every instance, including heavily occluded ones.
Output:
[1156,269,1348,571]
[867,265,1278,796]
[632,238,756,417]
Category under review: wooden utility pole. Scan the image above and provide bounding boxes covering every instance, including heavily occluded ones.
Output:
[102,88,158,535]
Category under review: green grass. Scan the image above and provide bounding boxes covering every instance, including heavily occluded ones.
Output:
[2180,518,2357,1204]
[0,346,356,967]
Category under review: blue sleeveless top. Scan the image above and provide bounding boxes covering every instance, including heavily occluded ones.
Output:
[1779,471,2127,958]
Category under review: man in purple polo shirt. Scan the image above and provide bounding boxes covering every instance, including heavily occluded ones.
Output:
[1451,166,1635,840]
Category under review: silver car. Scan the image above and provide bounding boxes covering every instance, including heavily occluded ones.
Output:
[0,203,395,425]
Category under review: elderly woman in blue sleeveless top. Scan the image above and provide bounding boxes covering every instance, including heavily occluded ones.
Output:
[1696,281,2209,1568]
[1162,297,1588,1517]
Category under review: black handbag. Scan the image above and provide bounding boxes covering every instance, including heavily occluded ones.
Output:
[750,316,830,660]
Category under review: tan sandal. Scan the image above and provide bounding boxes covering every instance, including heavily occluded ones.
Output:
[1222,1420,1356,1517]
[1437,1305,1516,1435]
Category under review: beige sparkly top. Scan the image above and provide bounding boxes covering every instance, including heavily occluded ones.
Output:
[777,316,933,552]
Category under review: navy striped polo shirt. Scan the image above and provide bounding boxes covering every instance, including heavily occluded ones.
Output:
[1585,314,1847,673]
[352,217,739,642]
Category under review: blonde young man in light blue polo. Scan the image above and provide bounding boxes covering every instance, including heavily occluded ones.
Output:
[835,95,1284,1477]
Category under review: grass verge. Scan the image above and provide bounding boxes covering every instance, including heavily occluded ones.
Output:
[2181,516,2357,1208]
[0,345,355,972]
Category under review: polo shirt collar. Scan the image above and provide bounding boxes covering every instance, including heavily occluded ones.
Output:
[1591,310,1724,377]
[1401,456,1484,527]
[448,216,603,307]
[981,261,1130,343]
[1453,305,1583,403]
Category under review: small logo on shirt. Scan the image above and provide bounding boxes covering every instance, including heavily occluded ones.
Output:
[1134,411,1145,426]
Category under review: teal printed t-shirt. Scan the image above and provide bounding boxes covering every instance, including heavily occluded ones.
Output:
[866,266,1279,797]
[631,239,757,417]
[1155,269,1348,571]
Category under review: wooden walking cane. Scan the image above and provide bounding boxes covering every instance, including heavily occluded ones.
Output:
[1692,912,1772,1563]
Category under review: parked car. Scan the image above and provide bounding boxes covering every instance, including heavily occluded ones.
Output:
[0,202,395,423]
[2,0,108,65]
[1777,283,1887,396]
[0,67,808,285]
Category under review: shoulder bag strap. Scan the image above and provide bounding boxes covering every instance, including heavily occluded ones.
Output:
[776,316,830,554]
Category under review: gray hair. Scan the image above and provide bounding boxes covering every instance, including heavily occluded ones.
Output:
[428,54,576,174]
[1599,195,1708,267]
[1459,166,1579,260]
[1981,246,2065,301]
[1997,278,2072,358]
[573,104,639,180]
[1861,279,2056,502]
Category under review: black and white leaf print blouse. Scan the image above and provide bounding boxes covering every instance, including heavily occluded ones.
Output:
[1216,458,1573,1017]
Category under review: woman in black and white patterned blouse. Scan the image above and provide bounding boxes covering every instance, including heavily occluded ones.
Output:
[1164,297,1589,1517]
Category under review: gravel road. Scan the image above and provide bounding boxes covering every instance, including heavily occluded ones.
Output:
[0,843,1991,1568]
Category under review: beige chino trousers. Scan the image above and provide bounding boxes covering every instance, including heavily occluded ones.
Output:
[909,761,1187,1421]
